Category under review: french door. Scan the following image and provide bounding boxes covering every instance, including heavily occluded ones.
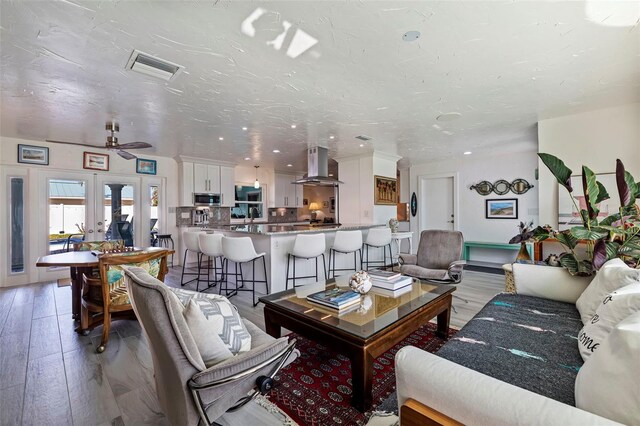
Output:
[38,171,142,281]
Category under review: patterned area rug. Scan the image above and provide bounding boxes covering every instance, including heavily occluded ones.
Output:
[269,322,456,426]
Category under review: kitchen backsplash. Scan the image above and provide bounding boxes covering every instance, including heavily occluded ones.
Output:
[175,206,231,226]
[268,208,300,223]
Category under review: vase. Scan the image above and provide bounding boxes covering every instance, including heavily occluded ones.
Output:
[516,242,531,261]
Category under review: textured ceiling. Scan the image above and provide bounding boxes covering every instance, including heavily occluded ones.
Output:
[1,1,639,171]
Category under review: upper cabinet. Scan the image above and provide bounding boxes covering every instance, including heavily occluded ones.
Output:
[274,173,304,207]
[178,158,235,206]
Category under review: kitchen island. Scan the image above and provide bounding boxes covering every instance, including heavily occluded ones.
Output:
[188,223,387,294]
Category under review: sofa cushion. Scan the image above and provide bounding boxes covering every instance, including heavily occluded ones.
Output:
[436,293,583,405]
[575,258,640,324]
[578,282,640,361]
[575,311,640,425]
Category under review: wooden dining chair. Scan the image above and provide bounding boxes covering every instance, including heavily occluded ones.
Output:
[80,248,170,353]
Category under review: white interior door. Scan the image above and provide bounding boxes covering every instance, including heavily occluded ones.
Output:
[419,174,457,232]
[95,174,142,248]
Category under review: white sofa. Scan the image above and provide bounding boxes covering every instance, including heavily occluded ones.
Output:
[395,263,623,426]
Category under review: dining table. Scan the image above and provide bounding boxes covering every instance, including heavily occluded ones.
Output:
[36,247,173,331]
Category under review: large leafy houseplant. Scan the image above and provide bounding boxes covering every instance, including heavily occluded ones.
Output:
[535,154,640,276]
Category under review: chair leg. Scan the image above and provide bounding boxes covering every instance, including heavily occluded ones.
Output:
[292,255,296,289]
[285,254,290,290]
[220,258,227,295]
[262,255,268,304]
[80,304,89,334]
[97,312,111,353]
[322,254,327,280]
[359,249,363,270]
[315,256,318,282]
[180,249,189,286]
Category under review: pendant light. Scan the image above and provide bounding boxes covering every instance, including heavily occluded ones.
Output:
[254,165,260,189]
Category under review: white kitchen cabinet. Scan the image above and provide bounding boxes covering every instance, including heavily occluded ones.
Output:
[219,166,235,207]
[294,175,304,207]
[193,164,220,193]
[274,173,299,207]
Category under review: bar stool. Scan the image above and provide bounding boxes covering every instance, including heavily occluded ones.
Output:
[221,236,268,307]
[198,233,225,291]
[286,233,326,289]
[362,227,393,270]
[180,231,205,287]
[328,230,363,278]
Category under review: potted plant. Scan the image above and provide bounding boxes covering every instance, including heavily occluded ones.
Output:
[534,154,640,276]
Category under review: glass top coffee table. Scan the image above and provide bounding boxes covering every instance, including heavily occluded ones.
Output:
[260,275,455,411]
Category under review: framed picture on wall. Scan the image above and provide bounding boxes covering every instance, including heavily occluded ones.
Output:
[83,152,109,171]
[18,144,49,165]
[136,158,157,175]
[485,198,518,219]
[374,175,397,205]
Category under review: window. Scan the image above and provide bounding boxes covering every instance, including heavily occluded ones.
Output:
[10,177,25,273]
[232,185,265,220]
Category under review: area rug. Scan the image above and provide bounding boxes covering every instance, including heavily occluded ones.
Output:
[269,323,456,426]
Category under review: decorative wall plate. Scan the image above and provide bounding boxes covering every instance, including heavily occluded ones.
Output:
[470,181,493,195]
[410,192,417,217]
[493,179,510,195]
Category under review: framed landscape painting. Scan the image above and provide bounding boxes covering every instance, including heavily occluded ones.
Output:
[18,144,49,165]
[374,175,397,205]
[83,152,109,171]
[485,198,518,219]
[136,158,157,175]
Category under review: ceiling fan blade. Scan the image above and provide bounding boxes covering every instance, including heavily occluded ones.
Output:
[117,142,152,150]
[116,149,137,160]
[46,139,103,149]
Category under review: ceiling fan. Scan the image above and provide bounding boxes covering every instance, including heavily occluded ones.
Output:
[46,122,152,160]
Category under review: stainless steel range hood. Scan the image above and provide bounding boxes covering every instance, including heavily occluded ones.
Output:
[292,146,343,186]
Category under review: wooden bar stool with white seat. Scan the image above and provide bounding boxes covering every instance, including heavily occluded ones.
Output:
[221,236,268,307]
[328,230,363,279]
[198,232,225,291]
[286,233,326,289]
[180,230,205,288]
[362,227,393,270]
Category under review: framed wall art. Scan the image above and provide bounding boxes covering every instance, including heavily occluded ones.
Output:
[18,144,49,165]
[83,152,109,171]
[374,175,397,205]
[485,198,518,219]
[136,158,157,175]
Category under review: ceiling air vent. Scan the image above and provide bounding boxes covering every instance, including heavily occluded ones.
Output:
[125,50,184,81]
[355,135,372,141]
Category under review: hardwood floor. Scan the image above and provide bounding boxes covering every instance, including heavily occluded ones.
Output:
[0,267,504,425]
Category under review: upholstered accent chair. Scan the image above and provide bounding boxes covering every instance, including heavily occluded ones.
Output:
[80,248,170,352]
[124,267,297,426]
[399,230,465,283]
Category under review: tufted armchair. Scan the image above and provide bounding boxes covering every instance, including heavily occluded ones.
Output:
[399,230,465,284]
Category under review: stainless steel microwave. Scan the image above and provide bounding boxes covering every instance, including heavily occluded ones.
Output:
[193,193,222,206]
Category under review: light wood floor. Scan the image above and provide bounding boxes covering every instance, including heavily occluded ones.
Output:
[0,267,504,425]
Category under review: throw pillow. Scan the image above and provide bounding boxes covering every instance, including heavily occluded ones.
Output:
[183,300,234,367]
[575,258,640,324]
[577,282,640,361]
[183,296,251,355]
[168,287,230,306]
[575,311,640,425]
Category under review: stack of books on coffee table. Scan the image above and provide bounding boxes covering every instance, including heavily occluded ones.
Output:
[307,288,361,311]
[368,269,414,297]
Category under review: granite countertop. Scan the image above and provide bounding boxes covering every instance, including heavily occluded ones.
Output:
[203,223,385,235]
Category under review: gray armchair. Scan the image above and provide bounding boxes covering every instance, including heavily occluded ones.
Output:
[124,266,297,425]
[399,230,466,284]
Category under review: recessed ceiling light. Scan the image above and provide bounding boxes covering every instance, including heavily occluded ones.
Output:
[273,149,280,153]
[436,112,462,122]
[219,137,224,141]
[242,127,248,131]
[329,135,335,140]
[359,144,364,147]
[244,157,251,161]
[286,164,292,167]
[464,151,472,155]
[290,124,296,129]
[402,31,421,42]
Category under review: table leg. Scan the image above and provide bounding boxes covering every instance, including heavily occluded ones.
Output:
[72,267,92,325]
[264,308,282,338]
[436,296,452,339]
[350,348,374,412]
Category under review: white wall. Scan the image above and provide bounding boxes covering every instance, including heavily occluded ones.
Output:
[0,136,179,286]
[372,152,400,225]
[538,103,640,227]
[409,150,539,262]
